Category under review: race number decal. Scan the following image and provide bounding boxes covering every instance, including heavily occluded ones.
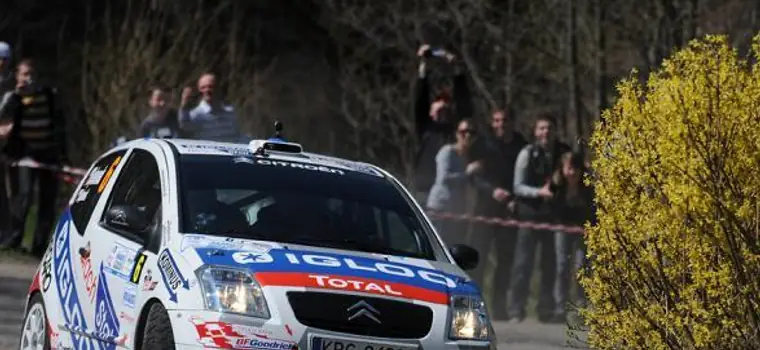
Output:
[129,251,148,284]
[41,245,53,292]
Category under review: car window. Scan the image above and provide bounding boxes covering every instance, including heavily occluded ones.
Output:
[179,155,439,260]
[101,149,162,244]
[70,150,127,234]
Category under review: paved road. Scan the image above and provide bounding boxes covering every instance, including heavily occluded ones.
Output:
[0,258,587,350]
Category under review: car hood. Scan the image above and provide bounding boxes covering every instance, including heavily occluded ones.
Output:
[180,234,479,305]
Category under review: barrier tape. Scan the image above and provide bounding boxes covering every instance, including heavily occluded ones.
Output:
[426,210,586,234]
[9,158,88,176]
[1,158,87,185]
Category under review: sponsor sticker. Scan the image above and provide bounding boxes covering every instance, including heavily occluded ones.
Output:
[97,156,122,193]
[142,269,158,291]
[83,167,106,186]
[119,311,136,324]
[74,188,90,203]
[95,263,120,347]
[52,212,97,349]
[158,249,189,302]
[182,235,272,253]
[191,318,294,349]
[202,248,469,304]
[179,143,251,156]
[104,243,137,281]
[123,284,137,309]
[78,242,97,302]
[255,159,345,175]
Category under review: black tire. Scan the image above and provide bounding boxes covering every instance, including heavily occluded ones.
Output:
[140,303,175,350]
[18,294,50,350]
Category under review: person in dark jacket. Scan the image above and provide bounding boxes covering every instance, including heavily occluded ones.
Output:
[0,42,14,239]
[467,108,528,319]
[0,58,68,257]
[139,85,181,139]
[550,151,595,321]
[508,115,571,323]
[412,44,472,203]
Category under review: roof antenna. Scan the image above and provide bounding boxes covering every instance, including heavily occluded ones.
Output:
[270,121,286,142]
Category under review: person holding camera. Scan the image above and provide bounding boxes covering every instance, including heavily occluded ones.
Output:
[412,44,473,204]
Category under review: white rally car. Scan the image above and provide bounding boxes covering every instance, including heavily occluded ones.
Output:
[19,137,496,350]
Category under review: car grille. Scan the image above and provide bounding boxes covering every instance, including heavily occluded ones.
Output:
[286,291,434,339]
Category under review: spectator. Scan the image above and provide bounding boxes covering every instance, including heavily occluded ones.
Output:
[179,72,246,143]
[551,151,595,321]
[0,58,68,257]
[412,44,472,203]
[508,115,571,323]
[468,108,528,319]
[0,42,14,239]
[426,118,479,246]
[139,84,181,139]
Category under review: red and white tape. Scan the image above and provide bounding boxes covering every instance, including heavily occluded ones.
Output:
[425,210,586,234]
[10,158,88,176]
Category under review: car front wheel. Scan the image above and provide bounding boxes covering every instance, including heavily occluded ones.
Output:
[19,294,50,350]
[140,302,175,350]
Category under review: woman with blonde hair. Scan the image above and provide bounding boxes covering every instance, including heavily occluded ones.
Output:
[550,151,595,321]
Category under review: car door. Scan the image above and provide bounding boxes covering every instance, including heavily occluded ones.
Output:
[76,145,167,347]
[61,148,128,349]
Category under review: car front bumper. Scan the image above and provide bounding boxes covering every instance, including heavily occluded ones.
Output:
[169,310,495,350]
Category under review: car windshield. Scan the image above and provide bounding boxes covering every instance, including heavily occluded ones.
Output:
[178,154,439,260]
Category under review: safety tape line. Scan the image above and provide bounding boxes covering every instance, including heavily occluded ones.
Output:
[9,158,88,176]
[425,210,586,234]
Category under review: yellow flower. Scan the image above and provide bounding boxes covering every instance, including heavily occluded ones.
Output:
[581,34,760,349]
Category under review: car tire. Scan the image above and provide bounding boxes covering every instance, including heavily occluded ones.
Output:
[19,293,51,350]
[140,303,175,350]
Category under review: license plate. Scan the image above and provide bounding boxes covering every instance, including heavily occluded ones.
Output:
[311,336,417,350]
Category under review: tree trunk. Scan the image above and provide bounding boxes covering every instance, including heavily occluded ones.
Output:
[567,0,582,142]
[596,0,609,126]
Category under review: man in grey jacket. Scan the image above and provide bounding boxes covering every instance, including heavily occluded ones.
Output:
[507,115,570,323]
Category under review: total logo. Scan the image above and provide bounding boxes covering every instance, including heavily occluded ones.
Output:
[231,251,457,288]
[308,274,401,295]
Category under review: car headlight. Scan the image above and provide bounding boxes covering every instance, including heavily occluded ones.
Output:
[448,294,492,341]
[196,266,270,319]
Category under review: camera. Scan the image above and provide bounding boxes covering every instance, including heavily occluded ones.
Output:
[424,48,447,58]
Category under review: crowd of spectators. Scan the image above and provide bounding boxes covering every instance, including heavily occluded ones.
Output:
[413,44,596,324]
[0,39,596,325]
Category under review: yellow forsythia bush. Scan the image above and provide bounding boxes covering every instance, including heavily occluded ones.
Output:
[581,34,760,349]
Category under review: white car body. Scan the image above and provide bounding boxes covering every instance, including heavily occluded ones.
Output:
[22,138,496,350]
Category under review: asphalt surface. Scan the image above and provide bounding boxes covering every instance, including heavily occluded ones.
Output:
[0,257,588,350]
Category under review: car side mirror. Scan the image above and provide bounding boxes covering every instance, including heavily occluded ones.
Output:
[104,204,150,234]
[450,244,479,271]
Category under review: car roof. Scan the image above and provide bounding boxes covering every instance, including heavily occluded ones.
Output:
[158,138,388,178]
